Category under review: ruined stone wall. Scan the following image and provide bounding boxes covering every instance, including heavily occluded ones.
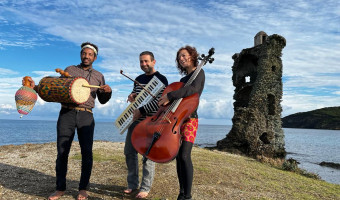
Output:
[217,32,286,158]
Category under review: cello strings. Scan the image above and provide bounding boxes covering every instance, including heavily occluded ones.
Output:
[157,99,178,133]
[155,64,203,134]
[153,54,206,135]
[156,98,180,134]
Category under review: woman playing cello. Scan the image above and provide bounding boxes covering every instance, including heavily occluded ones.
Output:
[158,45,205,200]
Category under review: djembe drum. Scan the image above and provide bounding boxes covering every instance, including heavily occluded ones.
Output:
[37,76,91,104]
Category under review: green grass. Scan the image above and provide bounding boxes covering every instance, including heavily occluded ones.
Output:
[70,142,340,199]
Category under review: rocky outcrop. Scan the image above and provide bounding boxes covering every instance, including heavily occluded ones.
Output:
[217,31,286,158]
[319,161,340,169]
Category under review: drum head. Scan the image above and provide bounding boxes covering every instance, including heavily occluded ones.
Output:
[70,78,91,104]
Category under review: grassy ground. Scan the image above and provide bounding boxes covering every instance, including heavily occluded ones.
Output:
[0,141,339,200]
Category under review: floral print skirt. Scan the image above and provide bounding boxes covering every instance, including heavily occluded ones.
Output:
[180,118,198,144]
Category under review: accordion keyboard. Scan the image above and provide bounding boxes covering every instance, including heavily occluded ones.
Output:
[115,76,165,134]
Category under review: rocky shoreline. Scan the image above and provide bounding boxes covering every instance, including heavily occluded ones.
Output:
[319,161,340,170]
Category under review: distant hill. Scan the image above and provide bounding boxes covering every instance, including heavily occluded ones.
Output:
[282,107,340,130]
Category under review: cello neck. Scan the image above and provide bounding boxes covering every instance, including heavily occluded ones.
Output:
[184,60,204,87]
[184,47,215,87]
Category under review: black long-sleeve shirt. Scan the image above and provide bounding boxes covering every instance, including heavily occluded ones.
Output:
[167,69,205,118]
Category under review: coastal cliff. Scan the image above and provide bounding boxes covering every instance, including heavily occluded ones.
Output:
[282,106,340,130]
[0,141,339,199]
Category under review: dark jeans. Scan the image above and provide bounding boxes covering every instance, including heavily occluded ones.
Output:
[55,108,95,191]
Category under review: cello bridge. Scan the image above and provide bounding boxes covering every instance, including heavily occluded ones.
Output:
[163,116,171,124]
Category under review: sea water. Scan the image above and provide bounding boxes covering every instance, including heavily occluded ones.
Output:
[0,119,339,185]
[284,128,340,185]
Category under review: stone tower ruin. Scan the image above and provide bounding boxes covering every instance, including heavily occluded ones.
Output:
[217,31,286,158]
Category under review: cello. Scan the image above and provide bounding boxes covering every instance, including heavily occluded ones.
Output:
[131,48,215,163]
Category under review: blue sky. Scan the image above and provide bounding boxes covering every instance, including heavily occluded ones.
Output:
[0,0,339,125]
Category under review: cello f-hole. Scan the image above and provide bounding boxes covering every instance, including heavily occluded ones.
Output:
[172,118,178,134]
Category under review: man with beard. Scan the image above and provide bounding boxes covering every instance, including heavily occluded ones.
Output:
[123,51,168,198]
[23,42,112,200]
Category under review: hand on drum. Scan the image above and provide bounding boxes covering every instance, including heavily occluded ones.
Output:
[127,93,137,103]
[22,77,35,89]
[99,85,112,93]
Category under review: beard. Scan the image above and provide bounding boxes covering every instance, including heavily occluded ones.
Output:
[141,65,153,74]
[81,58,93,67]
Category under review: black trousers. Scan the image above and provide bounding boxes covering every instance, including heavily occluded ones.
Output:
[55,108,95,191]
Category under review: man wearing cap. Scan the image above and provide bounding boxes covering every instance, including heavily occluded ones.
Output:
[23,42,112,200]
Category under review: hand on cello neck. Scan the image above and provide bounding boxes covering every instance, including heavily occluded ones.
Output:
[158,94,170,106]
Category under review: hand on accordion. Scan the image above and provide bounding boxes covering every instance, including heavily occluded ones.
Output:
[132,109,142,121]
[127,93,137,103]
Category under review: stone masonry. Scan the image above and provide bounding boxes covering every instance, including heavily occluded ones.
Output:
[217,31,286,158]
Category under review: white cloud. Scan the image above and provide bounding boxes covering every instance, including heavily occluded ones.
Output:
[282,93,340,117]
[0,0,339,124]
[0,104,14,109]
[0,68,19,76]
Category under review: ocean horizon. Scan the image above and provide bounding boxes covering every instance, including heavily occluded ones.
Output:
[0,119,339,185]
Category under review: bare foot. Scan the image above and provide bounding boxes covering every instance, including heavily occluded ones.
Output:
[77,190,88,200]
[124,188,133,194]
[136,191,149,198]
[48,191,65,200]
